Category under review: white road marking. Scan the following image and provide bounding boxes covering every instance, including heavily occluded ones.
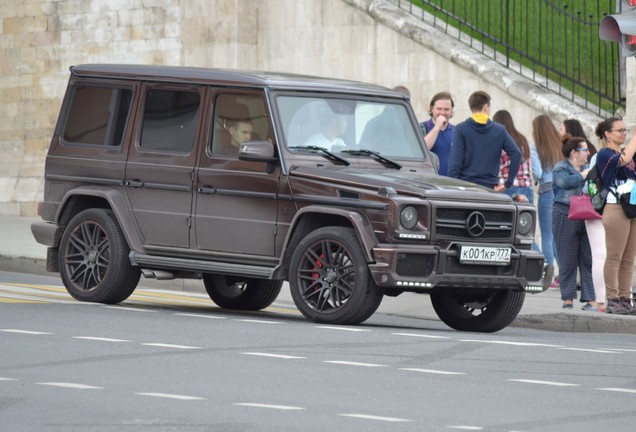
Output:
[234,403,305,410]
[324,360,386,368]
[37,382,102,389]
[459,339,562,348]
[558,347,622,354]
[0,329,53,335]
[339,413,411,422]
[73,336,132,343]
[393,332,451,339]
[141,343,202,350]
[0,377,18,381]
[102,305,155,313]
[447,426,484,430]
[174,313,226,319]
[234,319,282,324]
[400,368,466,375]
[599,348,636,353]
[242,352,305,360]
[508,379,579,387]
[597,387,636,394]
[136,392,204,400]
[315,325,371,332]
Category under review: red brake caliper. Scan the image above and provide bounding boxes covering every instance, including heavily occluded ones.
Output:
[312,253,324,289]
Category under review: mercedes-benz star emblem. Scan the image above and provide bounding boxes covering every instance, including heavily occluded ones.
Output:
[466,211,486,237]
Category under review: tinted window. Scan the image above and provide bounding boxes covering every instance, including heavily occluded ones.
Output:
[211,94,269,157]
[140,89,200,152]
[63,85,132,146]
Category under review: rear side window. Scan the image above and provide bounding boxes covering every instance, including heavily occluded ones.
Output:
[63,85,132,146]
[140,89,200,152]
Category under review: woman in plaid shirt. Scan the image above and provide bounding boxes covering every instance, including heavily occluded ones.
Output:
[494,110,533,203]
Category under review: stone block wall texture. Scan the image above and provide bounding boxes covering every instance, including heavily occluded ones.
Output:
[0,0,606,216]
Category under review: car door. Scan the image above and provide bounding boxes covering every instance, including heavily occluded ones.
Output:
[125,84,203,248]
[194,91,280,257]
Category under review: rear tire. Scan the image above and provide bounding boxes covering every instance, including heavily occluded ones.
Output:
[430,288,525,333]
[59,209,140,304]
[203,274,282,310]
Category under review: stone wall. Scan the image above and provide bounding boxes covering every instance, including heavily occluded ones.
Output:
[0,0,606,216]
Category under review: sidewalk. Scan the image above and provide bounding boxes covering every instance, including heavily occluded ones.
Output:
[1,215,634,334]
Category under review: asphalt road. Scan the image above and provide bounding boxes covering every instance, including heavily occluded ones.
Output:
[2,272,636,432]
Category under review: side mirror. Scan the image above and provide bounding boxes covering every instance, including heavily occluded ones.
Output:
[238,140,277,162]
[429,150,440,172]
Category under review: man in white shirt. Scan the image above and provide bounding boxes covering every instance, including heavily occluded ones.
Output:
[304,110,347,151]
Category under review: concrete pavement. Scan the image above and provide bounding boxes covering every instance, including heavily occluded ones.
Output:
[1,215,634,334]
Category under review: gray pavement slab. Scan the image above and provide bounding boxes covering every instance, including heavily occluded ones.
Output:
[1,215,634,334]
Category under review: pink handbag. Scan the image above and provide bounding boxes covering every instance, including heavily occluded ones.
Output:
[568,194,602,220]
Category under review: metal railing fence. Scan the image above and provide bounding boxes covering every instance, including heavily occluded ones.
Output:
[388,0,623,117]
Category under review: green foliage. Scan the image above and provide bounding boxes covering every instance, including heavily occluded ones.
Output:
[403,0,621,114]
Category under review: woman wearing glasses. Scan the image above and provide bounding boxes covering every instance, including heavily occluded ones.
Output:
[595,117,636,315]
[560,119,605,312]
[552,135,595,310]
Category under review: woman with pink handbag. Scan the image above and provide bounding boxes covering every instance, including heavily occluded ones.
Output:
[552,135,596,310]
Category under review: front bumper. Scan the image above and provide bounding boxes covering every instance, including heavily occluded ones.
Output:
[369,242,545,293]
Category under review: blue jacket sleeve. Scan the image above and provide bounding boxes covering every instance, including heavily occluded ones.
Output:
[530,144,542,184]
[447,126,464,179]
[553,163,585,190]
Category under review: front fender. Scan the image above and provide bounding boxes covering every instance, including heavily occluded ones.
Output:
[281,205,378,263]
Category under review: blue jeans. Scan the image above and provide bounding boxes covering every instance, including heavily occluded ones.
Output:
[505,186,540,252]
[538,189,558,266]
[504,186,534,205]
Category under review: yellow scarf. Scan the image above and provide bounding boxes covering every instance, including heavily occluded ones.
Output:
[471,113,489,124]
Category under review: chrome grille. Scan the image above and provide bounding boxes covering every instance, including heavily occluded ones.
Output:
[435,207,513,240]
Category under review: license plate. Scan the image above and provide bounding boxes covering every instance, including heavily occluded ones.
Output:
[459,246,511,265]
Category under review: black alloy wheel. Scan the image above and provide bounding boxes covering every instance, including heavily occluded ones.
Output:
[289,227,382,325]
[59,209,140,303]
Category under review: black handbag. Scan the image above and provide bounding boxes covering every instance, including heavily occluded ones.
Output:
[618,192,636,219]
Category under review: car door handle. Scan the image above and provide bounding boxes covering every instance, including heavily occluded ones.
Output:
[125,179,145,188]
[197,186,216,194]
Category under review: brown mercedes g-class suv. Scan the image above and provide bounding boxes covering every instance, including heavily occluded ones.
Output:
[32,64,546,332]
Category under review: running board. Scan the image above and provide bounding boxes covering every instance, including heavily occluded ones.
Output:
[129,252,276,279]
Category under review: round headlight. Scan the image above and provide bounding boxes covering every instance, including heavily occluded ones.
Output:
[400,206,418,230]
[518,212,533,235]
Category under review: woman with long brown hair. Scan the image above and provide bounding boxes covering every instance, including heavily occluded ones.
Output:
[530,114,562,282]
[494,110,533,203]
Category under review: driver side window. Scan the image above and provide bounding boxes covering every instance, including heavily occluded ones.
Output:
[211,94,270,157]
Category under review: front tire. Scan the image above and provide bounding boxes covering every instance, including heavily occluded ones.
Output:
[59,209,140,304]
[430,288,525,333]
[202,274,282,310]
[289,227,383,325]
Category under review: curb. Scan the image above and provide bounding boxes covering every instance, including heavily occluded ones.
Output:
[513,313,636,335]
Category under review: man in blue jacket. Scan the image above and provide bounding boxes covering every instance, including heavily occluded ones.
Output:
[448,91,521,192]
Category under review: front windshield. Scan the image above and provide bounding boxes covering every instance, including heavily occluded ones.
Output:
[276,95,425,159]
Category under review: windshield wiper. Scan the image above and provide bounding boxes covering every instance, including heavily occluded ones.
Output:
[288,146,350,166]
[341,149,402,170]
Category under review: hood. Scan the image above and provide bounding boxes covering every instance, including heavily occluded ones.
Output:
[288,165,513,203]
[465,117,495,134]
